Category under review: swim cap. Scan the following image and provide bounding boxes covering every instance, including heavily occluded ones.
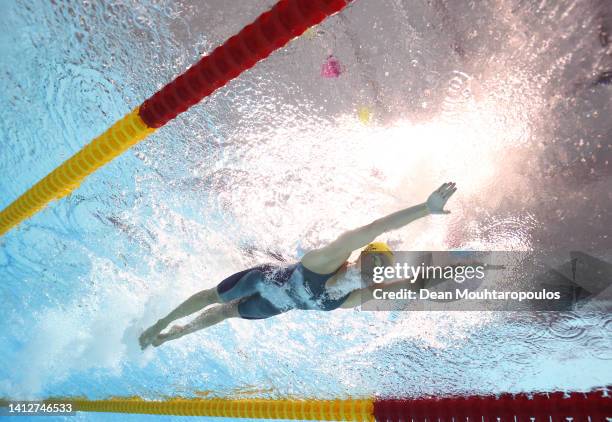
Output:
[363,242,394,266]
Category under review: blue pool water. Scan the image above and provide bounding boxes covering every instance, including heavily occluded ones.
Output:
[1,0,611,420]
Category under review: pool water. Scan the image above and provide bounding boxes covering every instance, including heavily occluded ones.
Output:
[0,0,611,420]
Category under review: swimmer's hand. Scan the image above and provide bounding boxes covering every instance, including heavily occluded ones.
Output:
[426,182,457,214]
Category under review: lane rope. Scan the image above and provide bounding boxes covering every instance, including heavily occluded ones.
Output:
[23,388,610,420]
[0,0,352,237]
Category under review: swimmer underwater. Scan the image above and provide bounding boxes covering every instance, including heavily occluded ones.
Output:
[139,182,457,349]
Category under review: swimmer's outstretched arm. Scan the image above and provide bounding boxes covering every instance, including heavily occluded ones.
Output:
[302,182,457,274]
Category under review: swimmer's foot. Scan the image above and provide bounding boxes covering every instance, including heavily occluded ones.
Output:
[151,335,166,348]
[139,321,167,350]
[152,325,184,347]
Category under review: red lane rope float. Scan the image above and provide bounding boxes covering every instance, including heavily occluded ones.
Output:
[25,387,611,420]
[0,0,352,236]
[138,0,351,128]
[373,388,612,422]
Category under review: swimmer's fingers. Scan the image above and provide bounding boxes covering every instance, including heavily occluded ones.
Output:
[442,183,457,199]
[435,182,456,197]
[435,182,451,194]
[435,183,456,200]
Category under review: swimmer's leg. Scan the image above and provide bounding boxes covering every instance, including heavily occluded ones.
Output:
[141,267,267,349]
[152,302,240,347]
[139,288,221,349]
[216,267,267,302]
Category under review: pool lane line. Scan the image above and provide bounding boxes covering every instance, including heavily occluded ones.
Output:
[0,0,353,237]
[24,388,612,420]
[0,108,153,236]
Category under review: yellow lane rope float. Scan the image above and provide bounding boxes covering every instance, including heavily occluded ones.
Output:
[47,398,375,420]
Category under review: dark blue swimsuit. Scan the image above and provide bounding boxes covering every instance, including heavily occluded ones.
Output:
[216,263,349,319]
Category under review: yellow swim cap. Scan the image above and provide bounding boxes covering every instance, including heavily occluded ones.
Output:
[363,242,394,265]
